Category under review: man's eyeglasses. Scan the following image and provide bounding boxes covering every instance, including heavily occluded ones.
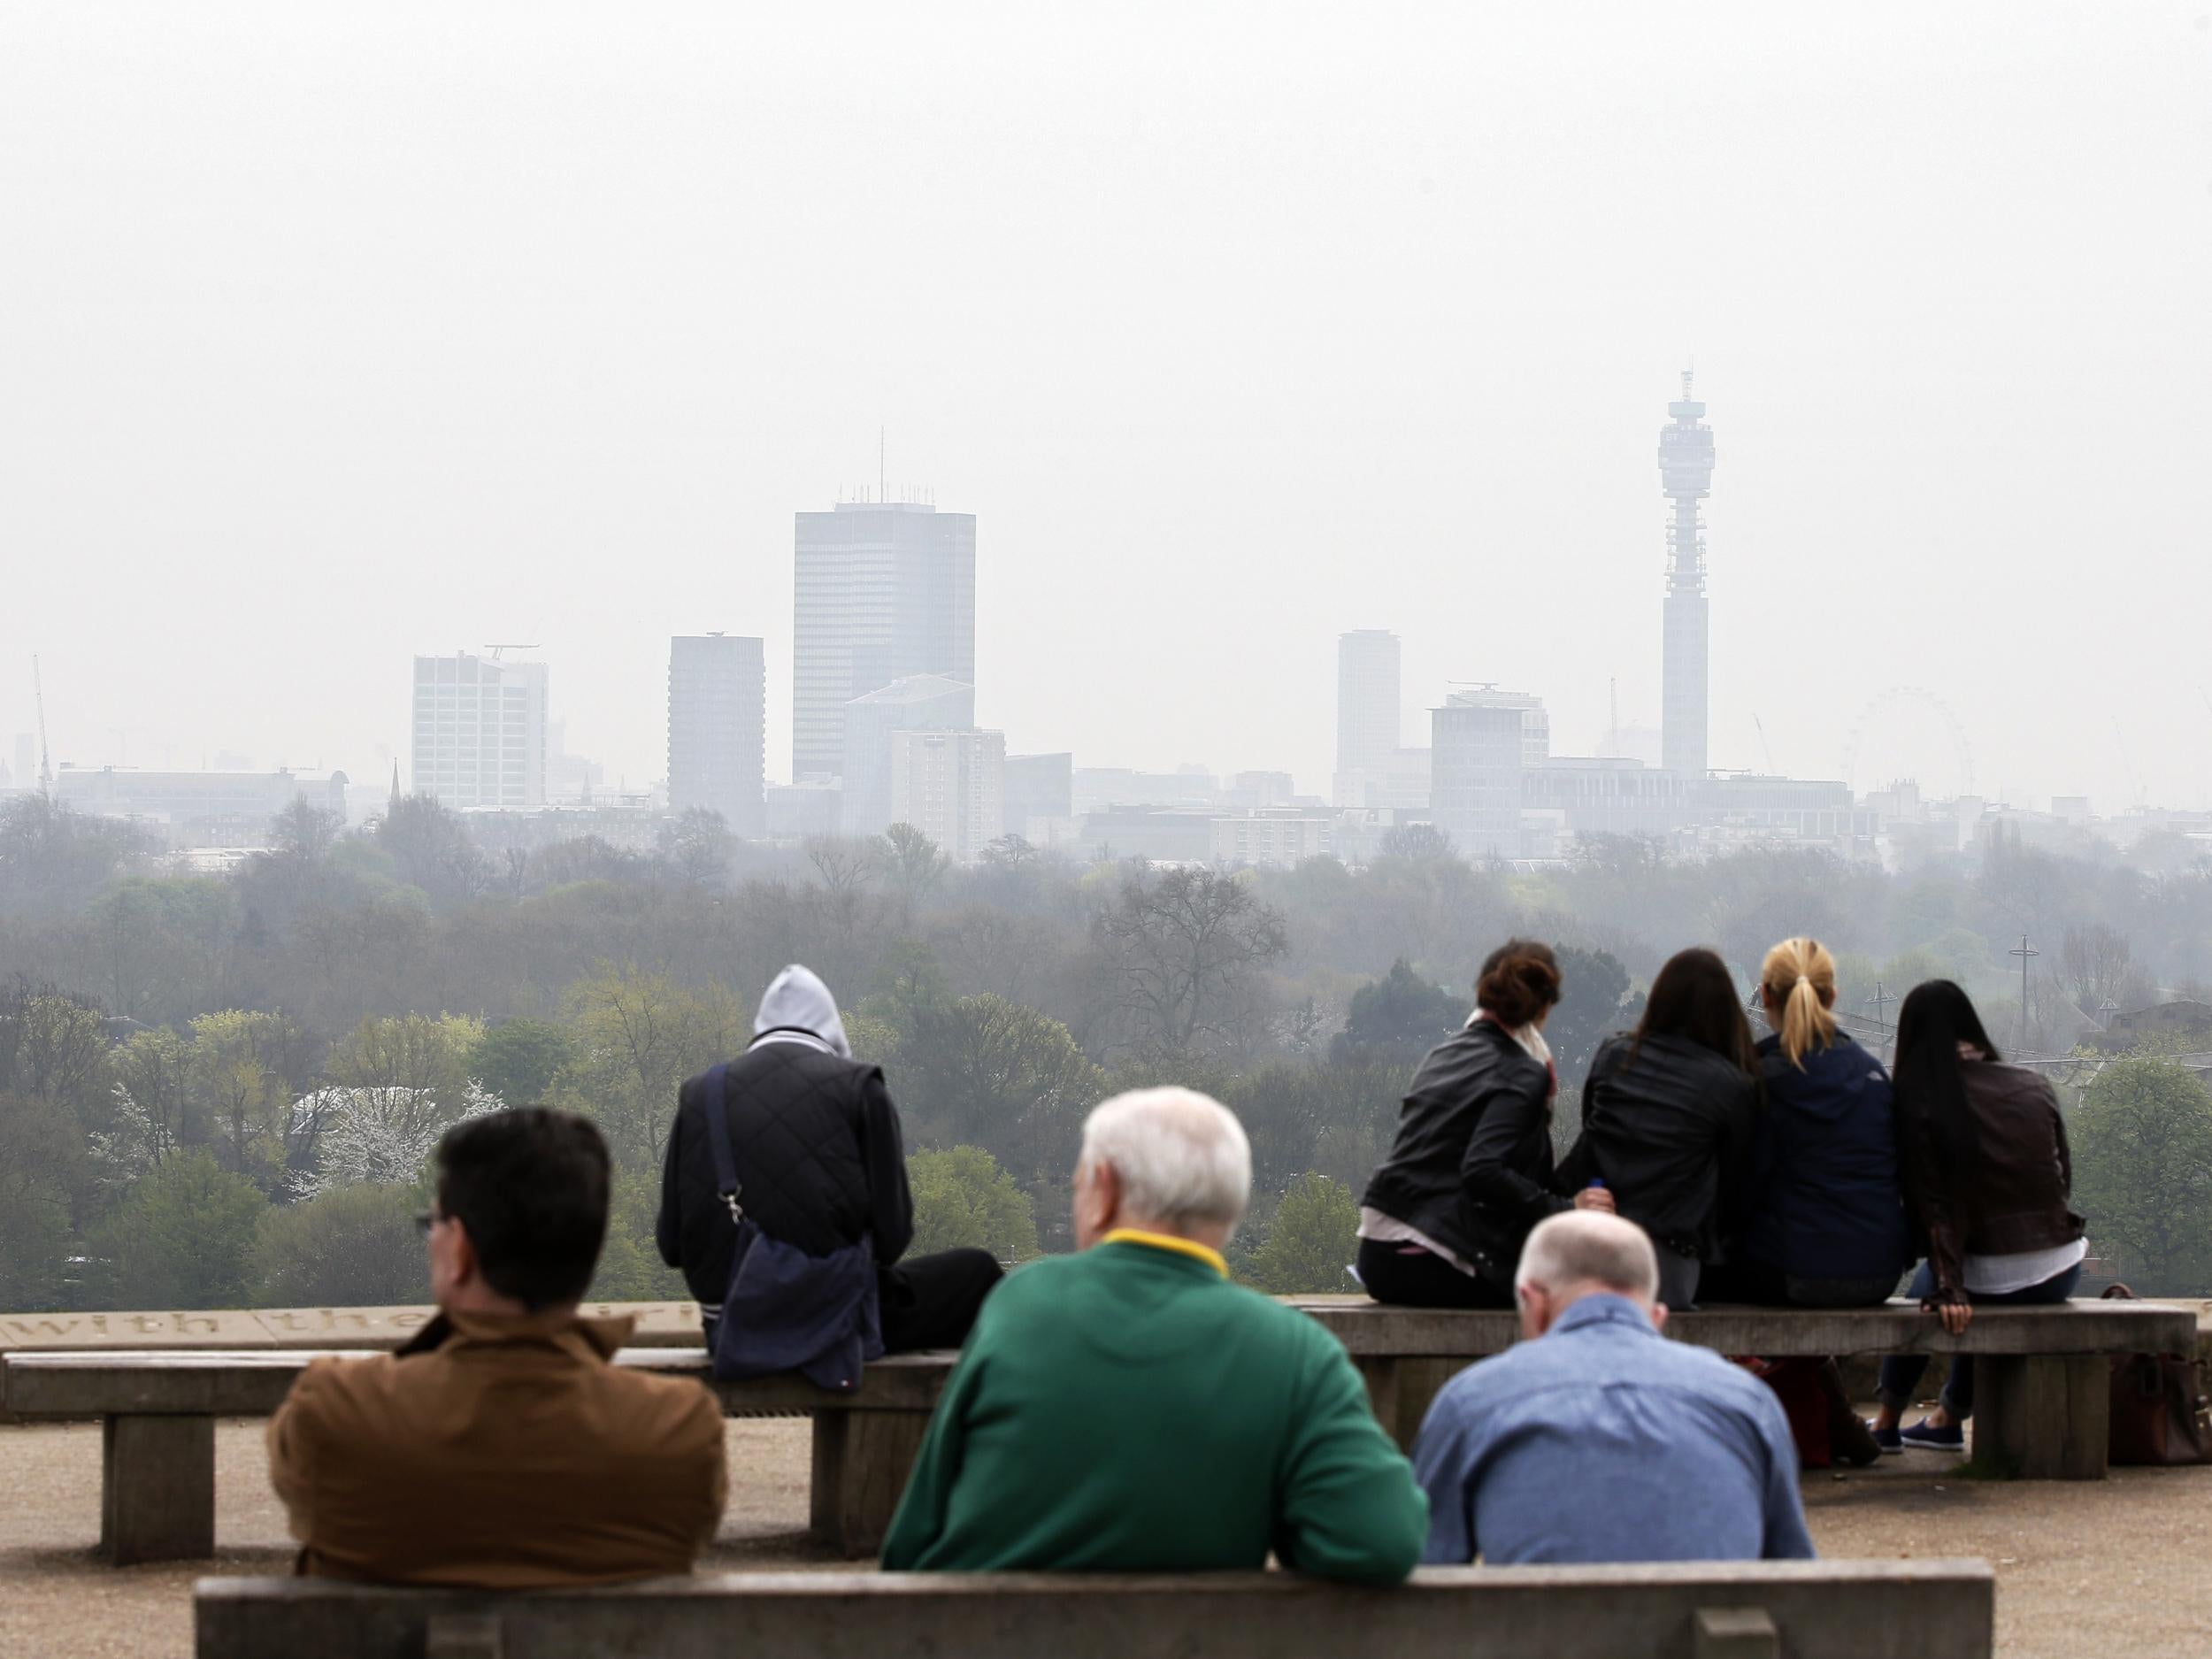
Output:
[414,1209,442,1233]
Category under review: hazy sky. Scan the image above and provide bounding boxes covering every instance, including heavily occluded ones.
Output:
[4,3,2208,810]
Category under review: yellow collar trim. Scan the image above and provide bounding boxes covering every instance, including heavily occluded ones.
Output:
[1101,1228,1228,1278]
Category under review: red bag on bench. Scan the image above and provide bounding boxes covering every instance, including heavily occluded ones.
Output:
[2101,1285,2209,1467]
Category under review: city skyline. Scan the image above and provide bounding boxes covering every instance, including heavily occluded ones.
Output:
[4,8,2207,815]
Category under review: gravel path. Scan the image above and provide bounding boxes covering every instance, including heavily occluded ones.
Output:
[3,1421,2208,1656]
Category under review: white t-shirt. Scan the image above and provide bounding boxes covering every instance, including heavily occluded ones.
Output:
[1962,1236,2087,1295]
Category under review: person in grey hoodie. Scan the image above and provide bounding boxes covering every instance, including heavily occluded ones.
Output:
[657,965,1002,1358]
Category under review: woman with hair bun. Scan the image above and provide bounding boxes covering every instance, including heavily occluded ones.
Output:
[1357,940,1607,1308]
[1703,937,1912,1308]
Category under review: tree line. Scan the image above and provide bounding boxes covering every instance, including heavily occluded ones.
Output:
[3,792,2210,1308]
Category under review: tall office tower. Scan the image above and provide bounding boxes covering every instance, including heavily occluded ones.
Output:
[1430,700,1528,857]
[841,672,976,836]
[1658,371,1716,780]
[410,651,548,808]
[1334,629,1402,807]
[891,727,1006,864]
[667,634,766,837]
[792,497,977,783]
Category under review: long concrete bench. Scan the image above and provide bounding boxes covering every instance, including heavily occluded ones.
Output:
[1288,1295,2198,1481]
[0,1347,949,1565]
[193,1561,1996,1659]
[8,1297,2192,1567]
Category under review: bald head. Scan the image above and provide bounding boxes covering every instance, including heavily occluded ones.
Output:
[1514,1212,1663,1336]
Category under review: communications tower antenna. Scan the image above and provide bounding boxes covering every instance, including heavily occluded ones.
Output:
[32,656,52,795]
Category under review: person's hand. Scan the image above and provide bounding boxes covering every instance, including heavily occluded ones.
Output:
[1573,1187,1616,1214]
[1925,1298,1973,1336]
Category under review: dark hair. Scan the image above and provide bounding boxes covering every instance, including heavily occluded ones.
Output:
[1475,939,1563,1028]
[1891,979,2001,1183]
[434,1108,611,1310]
[1632,947,1758,1076]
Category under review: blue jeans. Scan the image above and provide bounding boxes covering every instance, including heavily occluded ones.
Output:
[1875,1258,2083,1418]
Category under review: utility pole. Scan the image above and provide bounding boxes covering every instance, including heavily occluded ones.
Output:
[1864,980,1893,1064]
[2010,933,2039,1055]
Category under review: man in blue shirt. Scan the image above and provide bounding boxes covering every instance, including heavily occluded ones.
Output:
[1412,1210,1816,1565]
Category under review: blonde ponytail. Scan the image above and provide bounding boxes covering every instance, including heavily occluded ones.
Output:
[1760,937,1839,1069]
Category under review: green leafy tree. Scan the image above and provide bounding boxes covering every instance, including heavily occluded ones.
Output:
[188,1009,298,1186]
[0,795,148,917]
[2073,1059,2212,1293]
[1546,944,1639,1081]
[96,1150,269,1309]
[1243,1172,1359,1294]
[882,823,951,924]
[251,1183,429,1307]
[0,1158,74,1309]
[1331,959,1460,1067]
[587,1168,691,1302]
[907,1146,1040,1261]
[895,995,1106,1179]
[467,1018,578,1106]
[376,793,489,908]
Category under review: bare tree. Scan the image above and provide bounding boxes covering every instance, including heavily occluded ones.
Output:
[2060,923,2135,1018]
[1092,866,1289,1059]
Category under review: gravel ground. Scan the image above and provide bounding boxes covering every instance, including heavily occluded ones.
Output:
[3,1419,2208,1657]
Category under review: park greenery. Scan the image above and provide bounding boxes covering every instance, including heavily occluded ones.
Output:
[3,791,2211,1308]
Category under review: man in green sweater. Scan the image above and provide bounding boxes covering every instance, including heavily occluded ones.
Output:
[880,1087,1428,1580]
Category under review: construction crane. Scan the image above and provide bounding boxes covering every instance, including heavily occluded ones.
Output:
[32,655,52,795]
[482,643,541,662]
[1752,711,1776,774]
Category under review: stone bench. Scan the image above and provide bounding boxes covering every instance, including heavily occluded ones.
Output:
[0,1347,952,1565]
[1286,1295,2198,1481]
[191,1561,1996,1659]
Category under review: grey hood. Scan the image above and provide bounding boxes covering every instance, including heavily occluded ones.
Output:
[749,964,852,1059]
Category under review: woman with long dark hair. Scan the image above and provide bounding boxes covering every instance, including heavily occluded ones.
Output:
[1358,940,1606,1309]
[1870,980,2086,1453]
[1558,948,1759,1309]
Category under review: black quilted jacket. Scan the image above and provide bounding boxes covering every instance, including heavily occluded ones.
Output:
[655,1040,917,1311]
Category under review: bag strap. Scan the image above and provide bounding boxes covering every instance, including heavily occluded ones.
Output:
[701,1062,746,1227]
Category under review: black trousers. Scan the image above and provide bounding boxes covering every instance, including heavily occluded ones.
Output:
[879,1248,1004,1353]
[1356,1236,1514,1310]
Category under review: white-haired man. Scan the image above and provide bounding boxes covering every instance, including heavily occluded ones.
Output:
[881,1087,1428,1579]
[1412,1210,1815,1565]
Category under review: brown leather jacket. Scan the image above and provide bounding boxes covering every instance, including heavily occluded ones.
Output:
[267,1308,726,1587]
[1896,1059,2085,1305]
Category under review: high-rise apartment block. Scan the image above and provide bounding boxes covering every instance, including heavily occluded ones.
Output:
[891,727,1005,864]
[1659,372,1715,779]
[667,634,766,837]
[1334,629,1401,807]
[410,652,548,808]
[841,673,976,837]
[792,498,976,783]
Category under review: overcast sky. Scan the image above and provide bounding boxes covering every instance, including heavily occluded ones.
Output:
[4,3,2208,810]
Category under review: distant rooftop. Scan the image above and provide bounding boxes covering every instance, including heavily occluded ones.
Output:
[845,673,974,707]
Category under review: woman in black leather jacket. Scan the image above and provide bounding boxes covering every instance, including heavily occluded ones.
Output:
[1557,948,1759,1309]
[1358,940,1601,1308]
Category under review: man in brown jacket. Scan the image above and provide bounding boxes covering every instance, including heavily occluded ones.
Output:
[268,1108,726,1586]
